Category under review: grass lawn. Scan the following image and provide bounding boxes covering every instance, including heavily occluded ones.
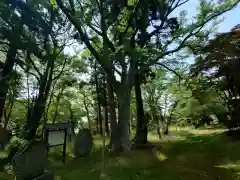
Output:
[2,126,240,180]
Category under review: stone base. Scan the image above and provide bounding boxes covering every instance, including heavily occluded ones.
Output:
[33,171,54,180]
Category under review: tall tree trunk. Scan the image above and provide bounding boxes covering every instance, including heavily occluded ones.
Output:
[44,79,57,128]
[94,62,102,134]
[157,119,162,139]
[163,119,169,135]
[68,102,76,139]
[24,98,46,139]
[83,93,91,130]
[52,87,64,124]
[107,74,120,151]
[104,106,110,136]
[0,46,17,125]
[98,106,103,134]
[158,111,165,137]
[134,72,148,145]
[4,95,15,130]
[117,88,131,152]
[24,57,54,140]
[148,94,161,139]
[103,79,110,136]
[68,102,75,123]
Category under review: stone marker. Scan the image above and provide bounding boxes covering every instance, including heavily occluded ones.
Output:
[74,128,93,157]
[13,140,49,180]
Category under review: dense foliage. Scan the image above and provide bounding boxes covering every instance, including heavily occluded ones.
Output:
[0,0,239,159]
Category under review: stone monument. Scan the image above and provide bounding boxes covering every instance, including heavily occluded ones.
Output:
[13,140,54,180]
[74,128,93,157]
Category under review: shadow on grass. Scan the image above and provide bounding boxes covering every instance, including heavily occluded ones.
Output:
[2,131,240,180]
[152,131,240,180]
[47,131,240,180]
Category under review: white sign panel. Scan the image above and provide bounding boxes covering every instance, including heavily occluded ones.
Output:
[48,131,65,146]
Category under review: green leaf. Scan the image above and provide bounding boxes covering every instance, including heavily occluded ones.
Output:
[50,0,57,8]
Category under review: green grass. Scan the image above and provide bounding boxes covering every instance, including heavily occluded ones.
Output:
[2,126,240,180]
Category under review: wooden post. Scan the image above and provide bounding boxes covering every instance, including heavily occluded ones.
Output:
[44,129,50,159]
[102,109,106,173]
[62,128,67,164]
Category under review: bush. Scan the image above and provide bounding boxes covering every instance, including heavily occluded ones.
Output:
[1,136,28,165]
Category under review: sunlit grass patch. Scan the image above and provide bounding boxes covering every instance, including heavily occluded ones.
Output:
[154,151,168,161]
[2,126,240,180]
[217,162,240,170]
[0,151,7,158]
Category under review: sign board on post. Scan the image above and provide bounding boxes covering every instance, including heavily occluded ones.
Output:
[48,130,65,146]
[44,122,71,164]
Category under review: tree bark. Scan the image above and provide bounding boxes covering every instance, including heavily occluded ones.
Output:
[0,46,17,125]
[83,93,91,130]
[4,94,15,129]
[107,74,120,151]
[103,78,110,136]
[98,106,103,134]
[117,89,132,152]
[157,117,162,139]
[104,106,110,136]
[68,102,76,139]
[24,57,54,140]
[163,119,169,135]
[94,62,102,134]
[52,87,64,124]
[148,94,161,139]
[134,72,148,145]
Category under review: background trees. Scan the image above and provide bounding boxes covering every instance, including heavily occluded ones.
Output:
[0,0,239,158]
[53,0,239,150]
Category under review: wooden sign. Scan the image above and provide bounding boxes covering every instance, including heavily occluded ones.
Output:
[48,130,65,146]
[44,122,71,164]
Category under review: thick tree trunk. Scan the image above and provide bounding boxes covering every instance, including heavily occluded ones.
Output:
[107,74,121,151]
[24,99,45,139]
[52,88,64,124]
[163,119,169,135]
[104,106,110,136]
[68,102,76,140]
[98,105,103,134]
[0,46,17,125]
[134,72,148,145]
[148,99,161,139]
[83,93,91,130]
[94,62,102,134]
[24,57,54,140]
[159,114,165,136]
[103,79,110,136]
[4,97,14,130]
[117,89,132,152]
[157,118,162,139]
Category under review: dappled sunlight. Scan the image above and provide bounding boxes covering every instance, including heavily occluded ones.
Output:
[2,127,240,180]
[154,151,168,161]
[0,151,7,158]
[111,157,129,167]
[217,161,240,170]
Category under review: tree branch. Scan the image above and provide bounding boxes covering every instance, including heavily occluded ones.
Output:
[53,56,68,81]
[152,2,239,65]
[27,53,42,77]
[156,62,182,80]
[56,0,118,88]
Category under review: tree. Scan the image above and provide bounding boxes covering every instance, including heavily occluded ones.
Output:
[0,0,75,139]
[191,24,240,129]
[142,69,167,138]
[0,0,27,123]
[53,0,239,151]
